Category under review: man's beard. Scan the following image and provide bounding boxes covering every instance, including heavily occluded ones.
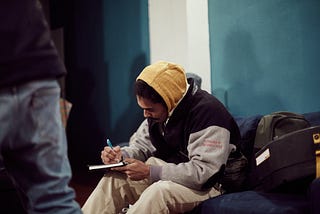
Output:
[147,117,160,122]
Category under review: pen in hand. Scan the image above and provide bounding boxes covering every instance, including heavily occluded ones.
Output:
[106,138,114,150]
[106,138,123,162]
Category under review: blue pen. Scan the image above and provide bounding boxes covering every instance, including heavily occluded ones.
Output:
[106,138,114,150]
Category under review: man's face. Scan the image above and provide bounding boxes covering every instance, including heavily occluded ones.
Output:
[136,95,168,123]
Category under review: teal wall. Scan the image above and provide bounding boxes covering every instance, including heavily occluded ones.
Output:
[64,0,149,170]
[208,0,320,117]
[103,1,149,144]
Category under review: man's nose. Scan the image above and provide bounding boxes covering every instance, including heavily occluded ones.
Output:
[144,110,151,118]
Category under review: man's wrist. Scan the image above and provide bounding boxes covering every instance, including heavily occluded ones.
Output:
[149,165,162,182]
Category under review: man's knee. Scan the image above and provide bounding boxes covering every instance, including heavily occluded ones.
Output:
[144,180,173,197]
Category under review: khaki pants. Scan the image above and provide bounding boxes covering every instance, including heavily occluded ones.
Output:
[82,157,220,214]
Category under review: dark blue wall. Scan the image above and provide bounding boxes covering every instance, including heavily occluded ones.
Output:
[208,0,320,117]
[64,0,149,170]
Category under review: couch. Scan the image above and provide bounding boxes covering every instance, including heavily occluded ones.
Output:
[192,111,320,214]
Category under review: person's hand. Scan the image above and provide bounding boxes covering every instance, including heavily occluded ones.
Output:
[112,158,150,181]
[101,145,122,164]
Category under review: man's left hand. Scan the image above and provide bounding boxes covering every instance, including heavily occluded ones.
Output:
[112,158,150,181]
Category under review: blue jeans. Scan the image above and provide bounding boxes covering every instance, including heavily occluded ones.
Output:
[0,80,81,213]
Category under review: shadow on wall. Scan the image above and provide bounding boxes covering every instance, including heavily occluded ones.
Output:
[111,54,147,144]
[215,28,284,116]
[64,0,110,171]
[66,66,108,172]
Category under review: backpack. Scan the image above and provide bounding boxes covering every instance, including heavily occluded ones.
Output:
[249,126,320,193]
[249,111,315,193]
[254,111,310,152]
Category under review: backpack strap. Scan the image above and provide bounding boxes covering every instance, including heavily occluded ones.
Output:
[316,151,320,178]
[314,132,320,178]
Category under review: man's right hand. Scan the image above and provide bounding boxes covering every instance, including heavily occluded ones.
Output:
[101,146,122,164]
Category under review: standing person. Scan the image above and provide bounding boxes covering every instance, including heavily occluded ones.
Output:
[0,0,81,213]
[82,61,241,213]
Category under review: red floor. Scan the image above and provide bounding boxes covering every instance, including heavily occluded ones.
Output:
[70,170,104,207]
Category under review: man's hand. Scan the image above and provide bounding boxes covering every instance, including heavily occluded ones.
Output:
[112,158,150,181]
[101,145,122,164]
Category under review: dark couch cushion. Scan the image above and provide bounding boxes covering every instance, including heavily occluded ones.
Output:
[303,111,320,126]
[194,191,310,214]
[310,178,320,213]
[234,115,262,163]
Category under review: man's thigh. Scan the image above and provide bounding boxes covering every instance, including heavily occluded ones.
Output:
[129,178,220,213]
